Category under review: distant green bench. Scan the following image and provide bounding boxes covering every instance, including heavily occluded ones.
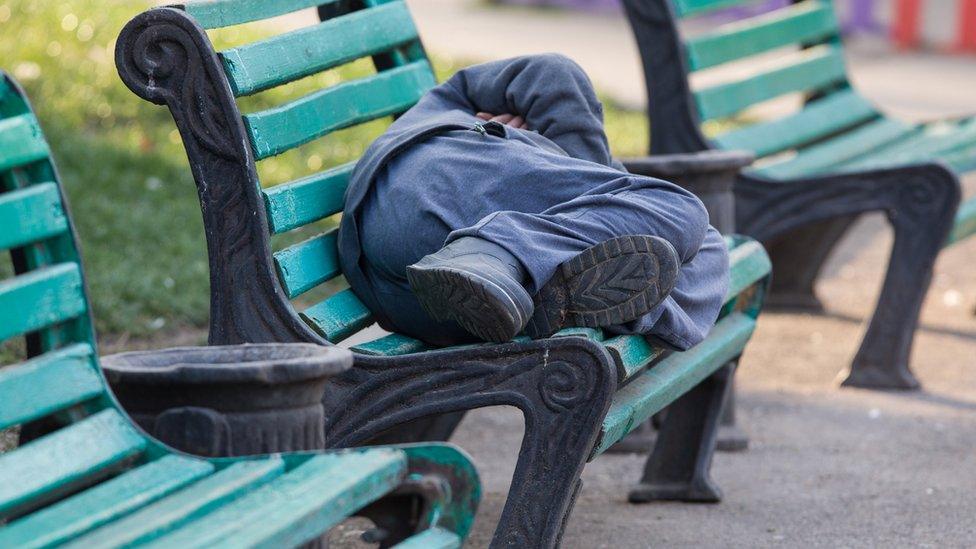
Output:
[623,0,970,391]
[0,71,480,549]
[115,1,772,547]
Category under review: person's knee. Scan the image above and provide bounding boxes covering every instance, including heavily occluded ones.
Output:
[696,228,731,296]
[625,178,710,258]
[670,190,710,259]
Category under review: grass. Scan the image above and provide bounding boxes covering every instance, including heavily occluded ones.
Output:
[0,0,649,348]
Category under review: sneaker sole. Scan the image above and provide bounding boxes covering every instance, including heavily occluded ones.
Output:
[406,264,533,343]
[525,235,679,339]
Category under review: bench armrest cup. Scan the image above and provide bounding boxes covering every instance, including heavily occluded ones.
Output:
[622,150,754,179]
[102,343,351,456]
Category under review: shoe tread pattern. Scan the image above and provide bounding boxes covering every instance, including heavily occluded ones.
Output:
[526,236,678,338]
[407,268,522,343]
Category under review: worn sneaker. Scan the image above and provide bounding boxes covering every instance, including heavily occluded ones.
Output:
[525,235,680,339]
[407,237,534,343]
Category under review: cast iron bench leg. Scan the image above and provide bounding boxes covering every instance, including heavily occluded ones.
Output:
[318,339,618,549]
[490,369,614,549]
[627,361,734,503]
[717,378,748,452]
[736,164,961,390]
[761,216,858,312]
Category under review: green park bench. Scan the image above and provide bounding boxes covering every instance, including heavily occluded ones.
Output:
[623,0,972,390]
[0,71,481,548]
[115,1,772,546]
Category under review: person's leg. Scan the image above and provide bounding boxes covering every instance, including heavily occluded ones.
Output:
[606,227,730,350]
[449,169,710,294]
[360,131,716,345]
[442,169,717,344]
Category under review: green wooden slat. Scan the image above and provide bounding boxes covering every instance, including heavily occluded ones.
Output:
[602,335,664,382]
[713,89,878,158]
[263,162,354,233]
[392,527,462,549]
[67,458,286,548]
[397,445,479,539]
[145,450,407,549]
[694,45,847,121]
[0,343,101,430]
[939,140,976,174]
[947,196,976,246]
[0,76,31,118]
[845,118,976,173]
[673,0,759,17]
[686,1,839,70]
[245,60,436,159]
[0,113,49,172]
[185,0,339,29]
[0,182,69,251]
[351,333,432,356]
[843,120,971,168]
[0,455,213,549]
[0,409,147,518]
[273,230,340,298]
[755,118,917,179]
[0,263,87,343]
[592,312,756,457]
[551,327,605,341]
[221,1,420,96]
[725,238,773,302]
[301,288,373,343]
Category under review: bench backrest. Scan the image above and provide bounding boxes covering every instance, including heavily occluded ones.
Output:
[0,72,113,419]
[117,0,435,346]
[624,0,882,164]
[678,0,847,121]
[0,73,164,520]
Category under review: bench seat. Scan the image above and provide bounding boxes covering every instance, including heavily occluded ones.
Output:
[732,110,976,244]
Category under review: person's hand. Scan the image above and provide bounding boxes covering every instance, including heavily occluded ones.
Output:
[476,112,528,130]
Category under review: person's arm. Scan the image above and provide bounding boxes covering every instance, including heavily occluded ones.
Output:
[446,54,613,166]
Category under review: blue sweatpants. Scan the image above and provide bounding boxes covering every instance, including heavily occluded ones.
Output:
[349,54,729,349]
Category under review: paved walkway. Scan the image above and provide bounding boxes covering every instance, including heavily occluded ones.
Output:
[394,3,976,547]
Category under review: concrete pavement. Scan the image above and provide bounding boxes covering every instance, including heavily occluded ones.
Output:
[336,3,976,546]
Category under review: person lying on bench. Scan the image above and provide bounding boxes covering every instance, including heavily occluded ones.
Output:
[338,54,729,348]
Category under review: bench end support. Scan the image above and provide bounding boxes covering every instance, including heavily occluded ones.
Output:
[628,361,735,504]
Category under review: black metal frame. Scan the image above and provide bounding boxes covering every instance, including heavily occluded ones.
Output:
[621,0,962,390]
[115,6,759,546]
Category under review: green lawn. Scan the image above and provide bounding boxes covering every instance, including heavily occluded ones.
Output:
[0,0,648,347]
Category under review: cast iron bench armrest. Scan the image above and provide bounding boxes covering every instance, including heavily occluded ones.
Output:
[622,150,755,179]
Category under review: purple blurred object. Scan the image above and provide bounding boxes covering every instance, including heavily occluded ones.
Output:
[721,0,788,19]
[492,0,884,37]
[845,0,884,33]
[490,0,787,15]
[494,0,620,10]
